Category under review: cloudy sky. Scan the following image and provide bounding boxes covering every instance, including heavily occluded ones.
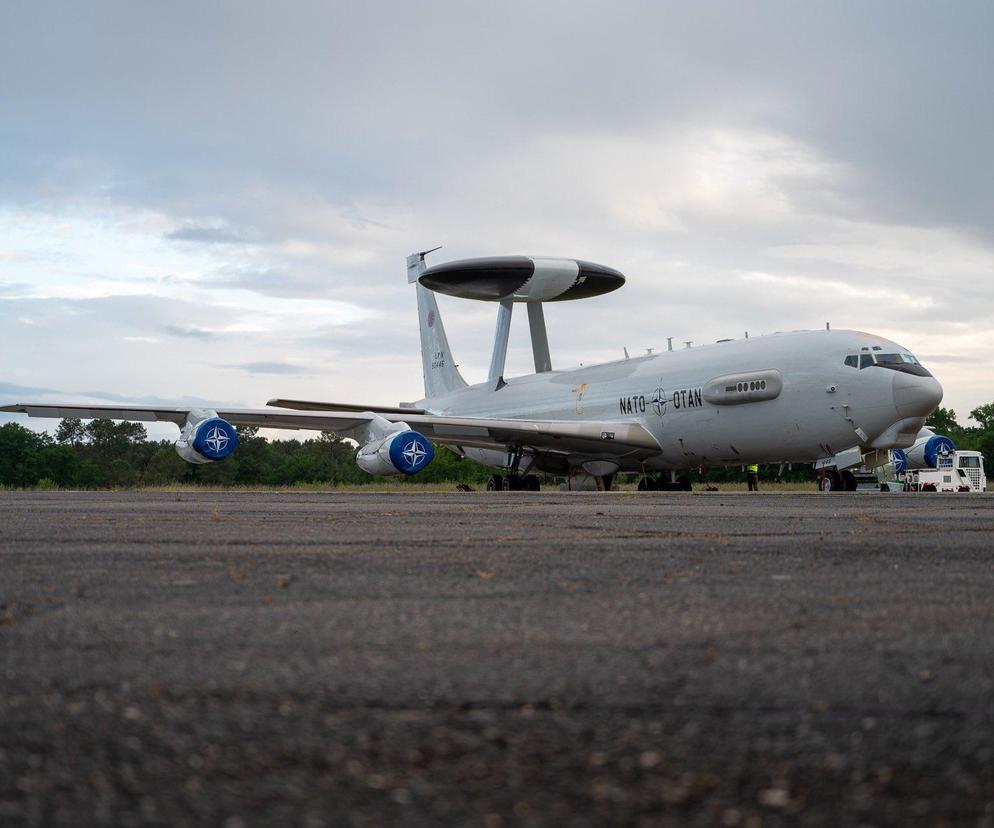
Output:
[2,1,992,437]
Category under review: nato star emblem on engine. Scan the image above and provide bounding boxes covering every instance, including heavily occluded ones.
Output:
[402,439,427,467]
[205,426,230,453]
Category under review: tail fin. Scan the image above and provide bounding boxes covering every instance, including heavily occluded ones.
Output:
[407,250,467,398]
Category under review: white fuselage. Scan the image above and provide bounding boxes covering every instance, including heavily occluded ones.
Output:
[418,329,942,471]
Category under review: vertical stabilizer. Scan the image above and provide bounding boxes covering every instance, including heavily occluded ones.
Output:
[407,251,467,399]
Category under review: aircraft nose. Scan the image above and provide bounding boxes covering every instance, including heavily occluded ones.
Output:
[893,371,943,418]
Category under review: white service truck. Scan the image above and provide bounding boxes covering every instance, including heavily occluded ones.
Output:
[892,450,987,492]
[879,430,988,492]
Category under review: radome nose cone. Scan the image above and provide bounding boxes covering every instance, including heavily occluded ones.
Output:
[893,371,943,418]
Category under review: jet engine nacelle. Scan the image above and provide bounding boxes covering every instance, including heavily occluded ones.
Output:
[891,429,955,472]
[175,412,239,464]
[356,429,434,476]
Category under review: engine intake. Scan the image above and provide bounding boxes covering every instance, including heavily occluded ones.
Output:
[175,414,239,464]
[356,429,434,476]
[904,432,955,469]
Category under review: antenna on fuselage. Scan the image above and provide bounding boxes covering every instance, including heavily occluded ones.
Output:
[666,337,673,352]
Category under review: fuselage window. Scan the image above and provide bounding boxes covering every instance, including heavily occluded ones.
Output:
[733,380,768,394]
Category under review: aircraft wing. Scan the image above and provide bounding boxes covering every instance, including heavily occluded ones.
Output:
[267,398,426,415]
[0,402,659,456]
[0,403,372,432]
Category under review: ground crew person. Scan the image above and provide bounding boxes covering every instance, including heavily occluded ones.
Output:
[746,463,759,491]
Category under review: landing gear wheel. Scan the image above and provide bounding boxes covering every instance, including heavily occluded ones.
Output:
[486,475,503,492]
[840,470,858,491]
[819,470,843,492]
[523,474,541,492]
[677,474,692,492]
[502,475,524,491]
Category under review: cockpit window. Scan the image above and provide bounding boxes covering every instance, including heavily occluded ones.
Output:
[844,355,858,368]
[845,351,932,376]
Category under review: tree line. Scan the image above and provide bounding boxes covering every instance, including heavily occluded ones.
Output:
[0,403,991,489]
[0,418,494,489]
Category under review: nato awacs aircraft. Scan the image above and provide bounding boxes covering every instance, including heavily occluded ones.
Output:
[2,250,944,491]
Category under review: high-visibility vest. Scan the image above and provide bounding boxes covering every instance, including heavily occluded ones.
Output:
[746,464,759,473]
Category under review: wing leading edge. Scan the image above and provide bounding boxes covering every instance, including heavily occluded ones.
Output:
[0,402,660,457]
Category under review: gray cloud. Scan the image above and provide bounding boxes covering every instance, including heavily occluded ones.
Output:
[164,224,249,244]
[163,325,215,340]
[230,362,305,375]
[0,381,62,397]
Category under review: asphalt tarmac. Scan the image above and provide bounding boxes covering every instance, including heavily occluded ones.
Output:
[1,490,993,826]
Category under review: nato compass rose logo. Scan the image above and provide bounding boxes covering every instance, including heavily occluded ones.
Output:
[650,384,668,417]
[402,438,428,469]
[205,425,231,453]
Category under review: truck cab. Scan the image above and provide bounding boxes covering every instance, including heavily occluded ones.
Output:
[953,451,987,492]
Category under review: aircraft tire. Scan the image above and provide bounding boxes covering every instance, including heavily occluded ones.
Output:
[677,474,692,492]
[820,470,843,492]
[502,475,525,491]
[487,475,503,492]
[841,470,858,491]
[523,474,541,492]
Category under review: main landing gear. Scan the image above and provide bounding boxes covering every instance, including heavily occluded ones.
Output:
[638,474,692,492]
[487,473,540,492]
[818,469,857,492]
[486,446,541,492]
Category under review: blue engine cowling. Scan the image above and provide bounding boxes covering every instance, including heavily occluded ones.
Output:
[891,448,908,473]
[356,429,434,476]
[904,432,955,469]
[175,416,239,464]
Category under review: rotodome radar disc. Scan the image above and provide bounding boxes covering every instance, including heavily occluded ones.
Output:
[419,256,625,302]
